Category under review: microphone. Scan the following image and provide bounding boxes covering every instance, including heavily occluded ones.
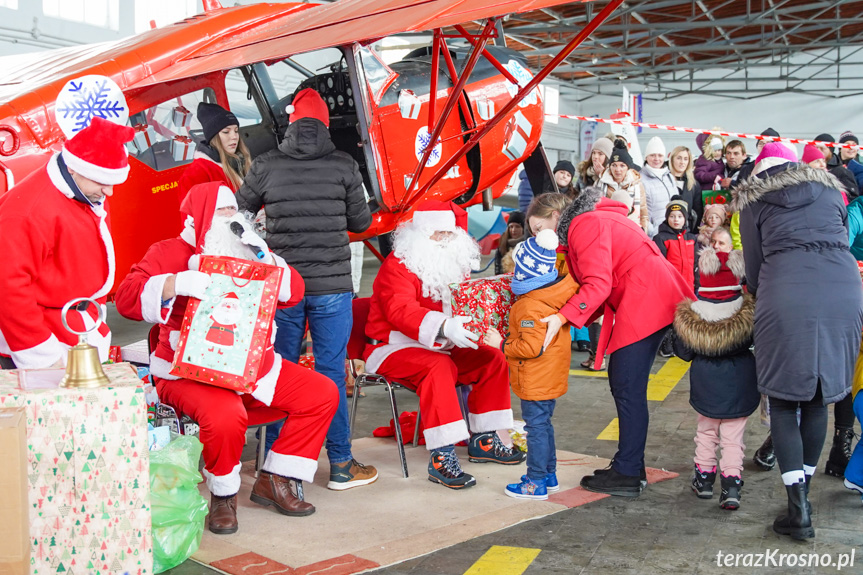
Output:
[229,221,266,260]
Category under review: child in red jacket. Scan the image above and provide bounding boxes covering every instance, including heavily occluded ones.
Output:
[653,197,698,289]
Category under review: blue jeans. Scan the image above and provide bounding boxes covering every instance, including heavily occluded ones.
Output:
[274,292,353,465]
[572,326,589,343]
[607,326,668,477]
[522,399,556,481]
[843,393,863,487]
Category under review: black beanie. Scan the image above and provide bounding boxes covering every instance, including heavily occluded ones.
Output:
[198,102,239,144]
[507,211,526,227]
[553,160,576,177]
[609,144,634,169]
[665,196,689,222]
[814,132,835,143]
[839,131,859,145]
[761,127,779,139]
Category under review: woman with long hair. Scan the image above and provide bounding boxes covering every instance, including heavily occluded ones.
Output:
[179,102,252,201]
[596,144,650,233]
[575,138,613,196]
[668,146,703,231]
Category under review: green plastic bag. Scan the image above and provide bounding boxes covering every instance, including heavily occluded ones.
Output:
[149,432,209,573]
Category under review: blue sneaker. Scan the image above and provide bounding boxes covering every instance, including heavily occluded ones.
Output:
[521,472,559,492]
[505,476,548,500]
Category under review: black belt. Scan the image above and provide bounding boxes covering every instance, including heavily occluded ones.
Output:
[48,301,90,311]
[366,337,381,346]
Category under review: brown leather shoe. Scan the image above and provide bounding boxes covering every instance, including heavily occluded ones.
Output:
[208,494,238,534]
[250,471,315,517]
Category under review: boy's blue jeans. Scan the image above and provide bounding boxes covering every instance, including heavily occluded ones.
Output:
[845,393,863,487]
[272,292,354,465]
[522,399,557,481]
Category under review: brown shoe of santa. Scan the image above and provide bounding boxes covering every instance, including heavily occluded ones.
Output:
[208,494,239,534]
[250,471,315,517]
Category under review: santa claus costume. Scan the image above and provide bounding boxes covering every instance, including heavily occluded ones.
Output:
[115,182,338,534]
[0,117,134,369]
[364,201,524,489]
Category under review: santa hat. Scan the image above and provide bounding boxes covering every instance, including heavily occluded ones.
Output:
[801,144,825,165]
[180,182,237,254]
[61,116,135,185]
[511,229,559,295]
[287,88,330,127]
[753,141,797,176]
[702,203,727,225]
[697,247,745,302]
[221,292,239,301]
[411,200,468,235]
[644,136,666,158]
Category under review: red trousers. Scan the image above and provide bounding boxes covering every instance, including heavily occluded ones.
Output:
[157,359,338,496]
[376,345,513,450]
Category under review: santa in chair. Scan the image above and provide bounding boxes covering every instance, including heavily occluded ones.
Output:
[364,200,525,489]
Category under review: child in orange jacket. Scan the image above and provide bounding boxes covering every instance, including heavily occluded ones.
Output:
[485,229,578,499]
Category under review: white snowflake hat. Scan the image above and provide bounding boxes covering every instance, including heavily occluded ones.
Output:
[511,228,560,295]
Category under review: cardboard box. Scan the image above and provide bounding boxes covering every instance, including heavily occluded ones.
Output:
[0,408,28,575]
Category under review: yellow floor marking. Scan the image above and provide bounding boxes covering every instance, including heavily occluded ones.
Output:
[597,418,619,441]
[646,357,691,401]
[569,369,608,378]
[463,545,542,575]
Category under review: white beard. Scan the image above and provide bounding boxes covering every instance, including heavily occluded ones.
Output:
[202,215,258,261]
[393,223,481,302]
[212,303,242,325]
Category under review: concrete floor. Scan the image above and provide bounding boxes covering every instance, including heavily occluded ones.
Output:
[108,231,863,575]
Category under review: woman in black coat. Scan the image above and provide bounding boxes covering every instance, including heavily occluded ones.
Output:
[732,143,863,540]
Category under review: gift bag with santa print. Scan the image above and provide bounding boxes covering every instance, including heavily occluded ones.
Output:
[171,255,283,392]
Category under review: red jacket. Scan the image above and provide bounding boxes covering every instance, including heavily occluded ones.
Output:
[363,255,450,373]
[0,155,112,368]
[558,197,695,367]
[178,153,233,204]
[652,222,697,288]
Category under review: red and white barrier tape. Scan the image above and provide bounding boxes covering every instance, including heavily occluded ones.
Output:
[555,114,858,150]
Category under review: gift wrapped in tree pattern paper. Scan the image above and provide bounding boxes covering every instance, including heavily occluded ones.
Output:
[0,362,152,575]
[449,274,514,337]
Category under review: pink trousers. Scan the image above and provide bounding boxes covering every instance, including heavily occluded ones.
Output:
[693,414,748,477]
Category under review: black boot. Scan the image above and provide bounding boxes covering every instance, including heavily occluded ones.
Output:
[824,428,855,478]
[719,475,743,510]
[753,434,776,471]
[773,480,814,540]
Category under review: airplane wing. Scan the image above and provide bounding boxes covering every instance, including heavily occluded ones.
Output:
[134,0,592,88]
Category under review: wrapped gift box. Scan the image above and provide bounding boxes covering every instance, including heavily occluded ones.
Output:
[132,123,156,153]
[397,89,421,120]
[0,363,153,575]
[171,136,196,162]
[501,111,532,162]
[298,354,315,370]
[172,105,192,129]
[477,98,495,121]
[449,274,513,337]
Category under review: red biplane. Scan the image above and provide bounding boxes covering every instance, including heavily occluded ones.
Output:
[0,0,623,291]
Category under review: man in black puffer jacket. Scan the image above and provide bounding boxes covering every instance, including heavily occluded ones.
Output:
[237,88,377,492]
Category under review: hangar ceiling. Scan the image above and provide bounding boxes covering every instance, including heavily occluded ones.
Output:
[488,0,863,99]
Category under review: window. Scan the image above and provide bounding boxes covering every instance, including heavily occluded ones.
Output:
[126,88,216,172]
[43,0,120,30]
[225,69,262,126]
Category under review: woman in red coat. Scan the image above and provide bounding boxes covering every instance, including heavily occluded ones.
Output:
[178,102,251,202]
[531,186,695,496]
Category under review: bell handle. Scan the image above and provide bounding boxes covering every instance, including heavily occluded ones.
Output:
[60,297,105,337]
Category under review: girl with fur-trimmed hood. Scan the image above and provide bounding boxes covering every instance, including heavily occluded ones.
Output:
[694,133,727,190]
[672,229,759,512]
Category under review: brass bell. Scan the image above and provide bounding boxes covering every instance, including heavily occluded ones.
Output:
[59,297,111,389]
